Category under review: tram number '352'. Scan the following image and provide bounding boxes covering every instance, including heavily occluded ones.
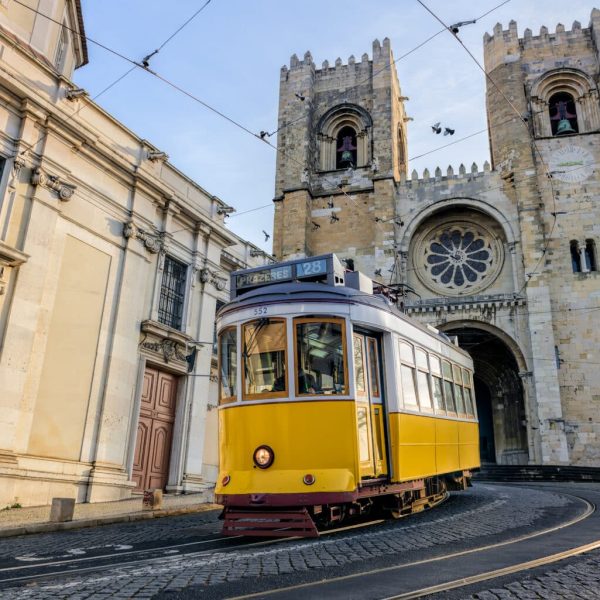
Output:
[253,306,268,316]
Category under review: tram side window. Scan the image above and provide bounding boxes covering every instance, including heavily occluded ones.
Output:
[429,355,446,414]
[399,341,418,410]
[442,360,456,414]
[400,365,419,409]
[416,370,433,413]
[296,319,347,395]
[453,364,466,416]
[415,348,432,412]
[462,369,475,418]
[219,327,237,404]
[243,319,287,399]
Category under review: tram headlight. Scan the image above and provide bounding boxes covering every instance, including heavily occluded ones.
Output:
[253,445,274,469]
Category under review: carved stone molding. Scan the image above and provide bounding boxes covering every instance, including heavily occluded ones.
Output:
[199,267,227,291]
[139,320,195,374]
[123,220,163,254]
[31,167,76,201]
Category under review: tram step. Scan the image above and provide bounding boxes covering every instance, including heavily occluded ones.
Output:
[222,507,319,538]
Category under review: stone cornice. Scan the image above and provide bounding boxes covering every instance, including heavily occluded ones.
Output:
[0,241,29,267]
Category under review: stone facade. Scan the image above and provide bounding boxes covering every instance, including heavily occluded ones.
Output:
[273,14,600,466]
[0,0,271,506]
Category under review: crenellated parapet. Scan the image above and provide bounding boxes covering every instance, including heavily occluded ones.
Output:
[281,38,393,76]
[403,161,492,188]
[483,15,595,73]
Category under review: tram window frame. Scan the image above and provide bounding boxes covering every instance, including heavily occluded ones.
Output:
[453,364,467,418]
[294,317,348,397]
[242,318,288,401]
[429,355,446,415]
[416,368,433,413]
[400,364,419,410]
[462,368,476,419]
[399,340,419,411]
[442,360,457,415]
[353,334,368,399]
[218,326,238,404]
[367,337,381,399]
[414,347,432,413]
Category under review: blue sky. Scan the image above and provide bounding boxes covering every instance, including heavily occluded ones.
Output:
[74,0,597,251]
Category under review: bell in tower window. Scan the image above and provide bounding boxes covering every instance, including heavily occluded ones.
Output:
[336,126,357,169]
[549,92,578,136]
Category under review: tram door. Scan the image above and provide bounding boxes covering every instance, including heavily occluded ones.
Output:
[353,333,388,479]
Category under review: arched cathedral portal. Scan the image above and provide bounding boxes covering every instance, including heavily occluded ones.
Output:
[440,324,529,465]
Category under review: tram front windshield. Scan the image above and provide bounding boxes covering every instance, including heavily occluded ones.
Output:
[243,319,287,398]
[295,319,346,395]
[232,317,347,400]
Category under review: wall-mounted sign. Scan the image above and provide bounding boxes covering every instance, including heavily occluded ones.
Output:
[549,145,594,183]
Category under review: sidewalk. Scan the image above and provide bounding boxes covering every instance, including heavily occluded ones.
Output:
[0,489,220,538]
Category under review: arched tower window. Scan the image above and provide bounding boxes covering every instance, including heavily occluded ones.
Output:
[317,104,372,171]
[584,239,597,272]
[530,69,600,137]
[570,240,582,273]
[336,126,357,169]
[549,92,578,136]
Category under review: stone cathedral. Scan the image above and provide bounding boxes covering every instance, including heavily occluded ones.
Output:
[272,12,600,467]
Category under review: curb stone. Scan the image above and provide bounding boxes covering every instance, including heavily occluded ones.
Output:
[0,503,221,538]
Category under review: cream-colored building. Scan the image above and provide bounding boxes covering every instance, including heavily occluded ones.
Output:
[0,0,270,506]
[273,16,600,467]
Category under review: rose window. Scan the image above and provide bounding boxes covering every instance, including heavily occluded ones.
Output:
[416,222,502,295]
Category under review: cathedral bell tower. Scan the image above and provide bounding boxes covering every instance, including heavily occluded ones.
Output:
[272,38,409,276]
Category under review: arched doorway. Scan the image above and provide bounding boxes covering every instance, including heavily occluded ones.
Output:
[441,325,529,465]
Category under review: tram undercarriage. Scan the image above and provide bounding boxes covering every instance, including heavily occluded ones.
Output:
[220,472,472,538]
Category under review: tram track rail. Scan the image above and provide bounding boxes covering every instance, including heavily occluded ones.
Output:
[3,484,599,598]
[0,514,388,587]
[226,489,597,599]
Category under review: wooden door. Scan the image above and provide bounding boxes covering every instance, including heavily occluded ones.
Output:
[132,367,177,491]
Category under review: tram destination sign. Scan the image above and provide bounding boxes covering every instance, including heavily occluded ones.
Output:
[236,265,292,289]
[231,254,345,298]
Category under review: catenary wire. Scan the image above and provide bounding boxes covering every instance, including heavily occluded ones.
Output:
[415,0,560,297]
[13,0,215,159]
[268,0,512,139]
[13,0,511,238]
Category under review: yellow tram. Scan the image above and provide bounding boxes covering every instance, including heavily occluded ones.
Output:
[215,254,479,537]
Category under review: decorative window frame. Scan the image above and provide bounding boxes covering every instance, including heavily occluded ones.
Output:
[530,68,600,137]
[412,219,505,297]
[316,103,373,171]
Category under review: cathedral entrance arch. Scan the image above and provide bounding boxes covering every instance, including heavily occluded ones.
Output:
[439,323,529,465]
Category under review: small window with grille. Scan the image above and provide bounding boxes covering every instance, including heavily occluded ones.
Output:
[158,256,187,330]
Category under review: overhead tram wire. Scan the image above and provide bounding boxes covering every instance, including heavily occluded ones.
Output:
[13,0,215,161]
[12,0,510,234]
[415,0,560,297]
[266,0,512,140]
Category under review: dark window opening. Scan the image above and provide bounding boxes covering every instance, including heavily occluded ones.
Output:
[336,126,357,169]
[158,256,187,330]
[570,240,581,273]
[585,239,597,272]
[549,92,578,135]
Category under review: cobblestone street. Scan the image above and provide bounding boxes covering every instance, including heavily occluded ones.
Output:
[1,484,599,599]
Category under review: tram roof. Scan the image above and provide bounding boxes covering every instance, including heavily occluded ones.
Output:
[223,281,393,313]
[220,282,470,357]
